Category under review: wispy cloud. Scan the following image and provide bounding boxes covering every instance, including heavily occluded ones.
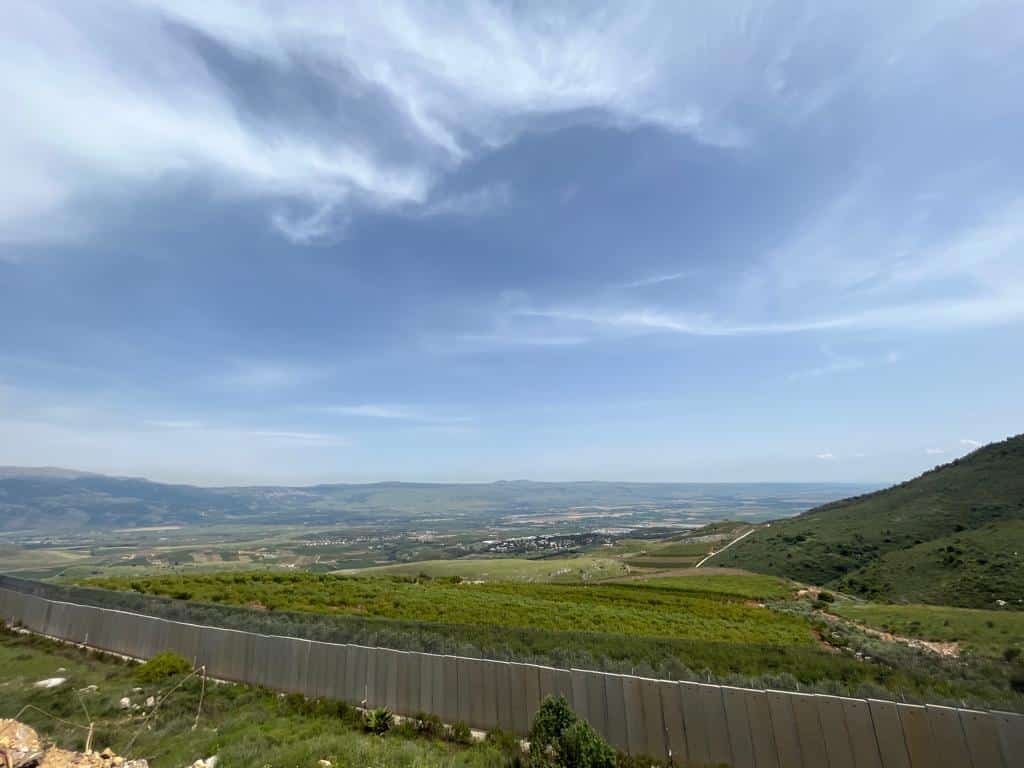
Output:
[6,2,983,244]
[418,183,512,218]
[622,271,690,289]
[960,439,982,448]
[315,403,472,425]
[925,447,945,455]
[815,452,835,461]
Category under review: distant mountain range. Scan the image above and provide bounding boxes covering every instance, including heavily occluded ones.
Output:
[715,434,1024,609]
[0,468,865,533]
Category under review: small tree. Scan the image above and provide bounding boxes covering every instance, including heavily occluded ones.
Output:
[528,696,615,768]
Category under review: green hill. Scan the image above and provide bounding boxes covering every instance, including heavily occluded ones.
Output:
[712,434,1024,608]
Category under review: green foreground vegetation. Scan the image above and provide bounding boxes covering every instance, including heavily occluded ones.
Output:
[0,628,516,768]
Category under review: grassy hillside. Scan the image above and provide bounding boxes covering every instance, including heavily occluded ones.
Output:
[836,520,1024,607]
[713,435,1024,607]
[830,601,1024,659]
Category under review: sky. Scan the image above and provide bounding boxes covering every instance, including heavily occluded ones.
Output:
[1,1,1022,485]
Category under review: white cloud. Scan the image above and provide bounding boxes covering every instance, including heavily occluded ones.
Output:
[960,439,982,448]
[925,447,945,455]
[816,452,835,461]
[5,1,988,244]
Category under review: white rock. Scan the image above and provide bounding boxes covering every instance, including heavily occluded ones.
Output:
[119,697,131,709]
[204,757,218,768]
[318,760,332,767]
[145,696,155,707]
[34,677,66,688]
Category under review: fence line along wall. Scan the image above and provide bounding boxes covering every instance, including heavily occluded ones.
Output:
[1,585,1020,768]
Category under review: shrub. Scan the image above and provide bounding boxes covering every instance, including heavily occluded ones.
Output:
[528,696,614,768]
[364,706,393,735]
[817,591,835,603]
[1003,647,1021,663]
[412,711,445,738]
[134,651,192,683]
[449,721,473,744]
[557,720,616,768]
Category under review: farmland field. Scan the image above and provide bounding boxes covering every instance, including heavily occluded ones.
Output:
[84,571,810,646]
[343,555,626,582]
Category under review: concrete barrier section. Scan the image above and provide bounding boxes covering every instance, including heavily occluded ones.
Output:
[993,710,1023,768]
[923,704,972,768]
[959,708,1005,768]
[841,698,882,768]
[817,693,855,768]
[897,703,941,768]
[742,688,779,768]
[610,675,634,753]
[441,655,460,725]
[697,682,733,767]
[658,681,687,766]
[790,692,828,768]
[456,656,473,725]
[766,690,804,768]
[721,686,755,768]
[638,676,668,761]
[679,681,711,766]
[508,662,530,735]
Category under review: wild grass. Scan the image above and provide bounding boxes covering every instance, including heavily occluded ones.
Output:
[0,627,514,768]
[831,601,1024,659]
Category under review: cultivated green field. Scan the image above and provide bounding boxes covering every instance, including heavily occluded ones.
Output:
[635,574,796,601]
[831,601,1024,659]
[344,555,627,582]
[84,572,810,646]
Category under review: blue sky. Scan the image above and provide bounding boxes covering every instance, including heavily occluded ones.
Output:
[1,1,1022,484]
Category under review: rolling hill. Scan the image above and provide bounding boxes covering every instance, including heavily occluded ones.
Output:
[713,434,1024,609]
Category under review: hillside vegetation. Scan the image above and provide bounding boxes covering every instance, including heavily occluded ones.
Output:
[713,434,1024,608]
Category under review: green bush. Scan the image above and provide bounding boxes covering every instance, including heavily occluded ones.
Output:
[528,696,614,768]
[364,706,393,735]
[449,721,473,744]
[817,591,835,603]
[134,651,192,683]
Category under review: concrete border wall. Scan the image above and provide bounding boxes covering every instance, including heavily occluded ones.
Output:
[1,586,1020,768]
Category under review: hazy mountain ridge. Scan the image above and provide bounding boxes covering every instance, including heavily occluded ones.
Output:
[0,468,868,533]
